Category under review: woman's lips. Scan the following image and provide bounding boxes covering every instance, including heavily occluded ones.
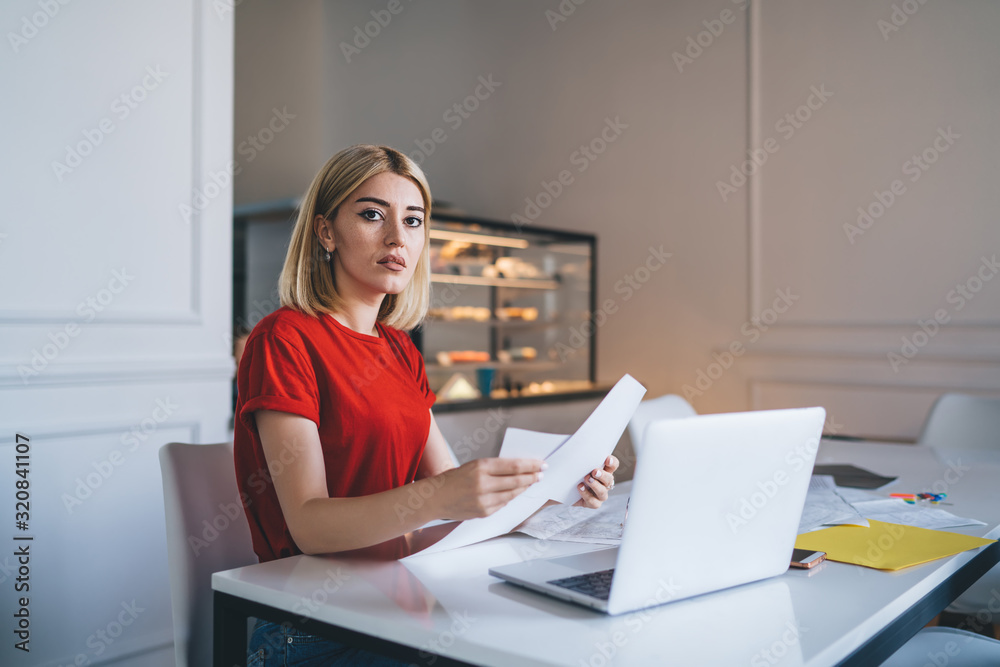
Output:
[378,256,406,271]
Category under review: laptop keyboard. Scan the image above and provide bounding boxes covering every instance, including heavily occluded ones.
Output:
[548,568,615,600]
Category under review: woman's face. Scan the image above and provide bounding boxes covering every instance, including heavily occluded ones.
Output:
[322,171,426,303]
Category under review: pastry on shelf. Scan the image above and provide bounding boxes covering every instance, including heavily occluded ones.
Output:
[496,347,537,363]
[427,306,491,321]
[435,350,491,366]
[495,306,538,321]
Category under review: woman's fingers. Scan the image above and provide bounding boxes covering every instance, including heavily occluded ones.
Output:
[440,457,544,519]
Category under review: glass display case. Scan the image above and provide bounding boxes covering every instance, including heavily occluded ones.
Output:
[414,212,597,405]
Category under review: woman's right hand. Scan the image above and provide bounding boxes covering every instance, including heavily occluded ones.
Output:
[432,458,546,520]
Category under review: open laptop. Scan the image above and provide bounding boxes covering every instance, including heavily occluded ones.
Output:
[489,407,826,615]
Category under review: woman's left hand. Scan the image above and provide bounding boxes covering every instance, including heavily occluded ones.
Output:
[574,455,618,509]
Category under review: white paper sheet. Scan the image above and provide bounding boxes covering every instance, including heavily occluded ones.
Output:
[849,498,986,530]
[497,428,568,461]
[798,475,869,533]
[403,374,646,559]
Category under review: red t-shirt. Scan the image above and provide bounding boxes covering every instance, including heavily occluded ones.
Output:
[233,306,436,562]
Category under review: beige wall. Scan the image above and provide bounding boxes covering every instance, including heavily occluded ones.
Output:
[235,0,1000,440]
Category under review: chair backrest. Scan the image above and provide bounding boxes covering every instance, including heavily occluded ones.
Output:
[917,393,1000,451]
[159,442,257,667]
[627,394,698,451]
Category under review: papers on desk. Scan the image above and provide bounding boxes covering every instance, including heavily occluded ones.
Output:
[798,475,868,534]
[403,374,646,559]
[795,520,996,571]
[514,493,628,546]
[799,475,985,533]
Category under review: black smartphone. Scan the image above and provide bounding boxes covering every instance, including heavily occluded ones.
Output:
[789,548,826,569]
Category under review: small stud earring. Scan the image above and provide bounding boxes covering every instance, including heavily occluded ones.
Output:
[323,247,331,262]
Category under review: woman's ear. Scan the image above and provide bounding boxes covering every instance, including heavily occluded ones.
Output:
[313,213,335,253]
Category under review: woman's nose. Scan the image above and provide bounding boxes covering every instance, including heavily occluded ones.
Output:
[384,218,406,246]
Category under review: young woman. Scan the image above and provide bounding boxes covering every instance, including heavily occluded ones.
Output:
[234,144,617,665]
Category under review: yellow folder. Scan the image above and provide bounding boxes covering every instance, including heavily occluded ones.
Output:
[794,520,996,571]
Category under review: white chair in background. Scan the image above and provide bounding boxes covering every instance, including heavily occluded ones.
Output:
[159,442,257,667]
[918,393,1000,452]
[917,393,1000,622]
[627,394,697,451]
[882,627,1000,666]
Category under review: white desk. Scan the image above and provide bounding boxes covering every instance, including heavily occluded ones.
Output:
[213,440,1000,666]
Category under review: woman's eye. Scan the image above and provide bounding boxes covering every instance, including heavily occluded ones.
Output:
[405,217,424,228]
[361,209,383,221]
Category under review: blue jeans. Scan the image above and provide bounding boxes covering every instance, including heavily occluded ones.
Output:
[247,618,411,667]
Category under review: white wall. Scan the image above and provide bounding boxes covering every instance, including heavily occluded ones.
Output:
[234,0,1000,441]
[0,1,233,665]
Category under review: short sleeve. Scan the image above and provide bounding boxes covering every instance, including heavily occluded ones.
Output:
[238,332,321,430]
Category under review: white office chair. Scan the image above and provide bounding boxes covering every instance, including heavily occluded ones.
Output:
[917,393,1000,620]
[918,393,1000,452]
[159,442,257,667]
[627,394,697,451]
[882,627,1000,666]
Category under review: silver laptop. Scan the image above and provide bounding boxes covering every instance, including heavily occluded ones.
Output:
[489,407,826,615]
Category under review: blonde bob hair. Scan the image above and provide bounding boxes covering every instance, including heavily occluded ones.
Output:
[278,144,432,331]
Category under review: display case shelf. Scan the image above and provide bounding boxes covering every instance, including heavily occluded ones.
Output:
[417,210,596,404]
[430,274,561,290]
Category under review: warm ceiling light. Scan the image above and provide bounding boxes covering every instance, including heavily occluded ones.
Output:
[429,228,529,249]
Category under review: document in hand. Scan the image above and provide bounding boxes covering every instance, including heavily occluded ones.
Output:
[403,374,646,559]
[794,520,996,571]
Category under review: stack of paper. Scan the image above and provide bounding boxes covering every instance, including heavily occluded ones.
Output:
[798,475,868,533]
[515,493,628,546]
[799,477,985,533]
